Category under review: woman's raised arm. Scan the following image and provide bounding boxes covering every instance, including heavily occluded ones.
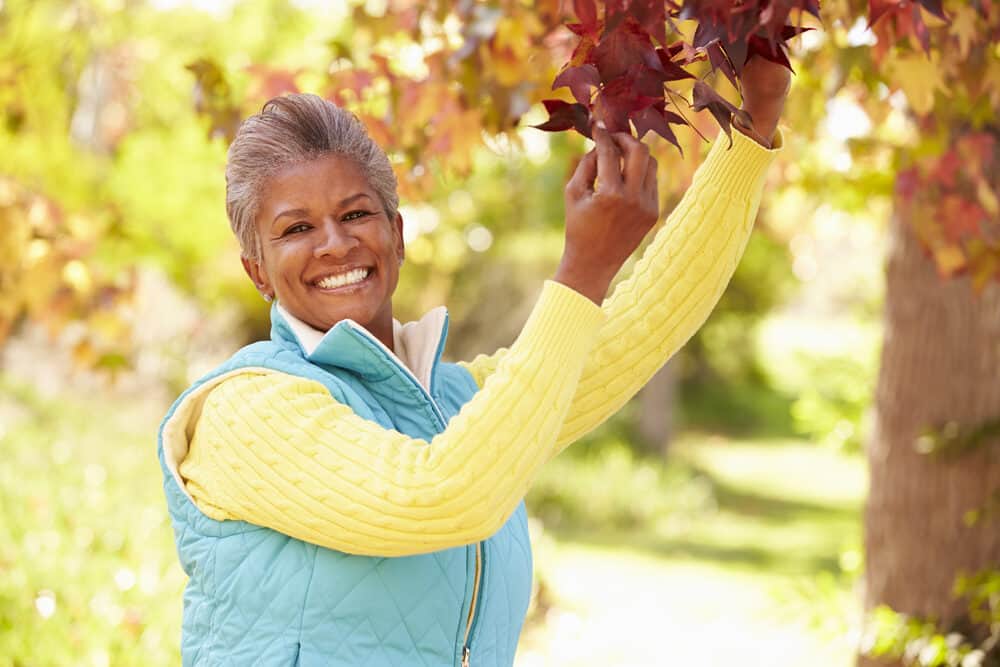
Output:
[462,57,790,450]
[171,127,658,558]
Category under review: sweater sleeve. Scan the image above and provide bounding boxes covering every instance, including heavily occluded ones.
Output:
[178,280,605,557]
[460,129,781,448]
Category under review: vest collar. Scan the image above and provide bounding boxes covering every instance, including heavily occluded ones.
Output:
[270,303,449,392]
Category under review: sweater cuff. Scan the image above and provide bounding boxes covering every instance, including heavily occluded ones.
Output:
[696,127,782,202]
[513,280,607,361]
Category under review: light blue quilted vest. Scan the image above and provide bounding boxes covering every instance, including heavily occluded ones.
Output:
[158,306,533,666]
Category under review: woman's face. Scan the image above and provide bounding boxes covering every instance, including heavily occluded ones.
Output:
[243,154,403,339]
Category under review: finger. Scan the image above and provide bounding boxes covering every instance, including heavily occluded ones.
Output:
[565,149,598,197]
[593,124,623,193]
[642,155,659,214]
[610,132,651,197]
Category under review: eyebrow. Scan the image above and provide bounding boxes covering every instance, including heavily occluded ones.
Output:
[271,193,375,226]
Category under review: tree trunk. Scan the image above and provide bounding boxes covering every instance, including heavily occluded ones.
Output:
[637,357,678,457]
[859,214,1000,666]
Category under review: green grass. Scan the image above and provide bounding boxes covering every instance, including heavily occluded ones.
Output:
[0,377,865,666]
[0,378,184,667]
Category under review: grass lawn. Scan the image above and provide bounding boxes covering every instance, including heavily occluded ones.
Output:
[1,377,865,666]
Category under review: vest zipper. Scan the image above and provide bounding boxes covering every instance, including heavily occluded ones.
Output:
[462,542,484,666]
[342,321,448,427]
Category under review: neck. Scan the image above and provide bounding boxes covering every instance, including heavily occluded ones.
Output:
[275,303,396,354]
[366,313,395,353]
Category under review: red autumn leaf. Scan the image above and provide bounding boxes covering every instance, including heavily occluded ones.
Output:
[868,0,944,52]
[621,0,668,45]
[573,0,599,30]
[552,64,601,105]
[569,34,599,67]
[630,63,672,96]
[655,47,697,81]
[929,149,961,188]
[939,195,986,243]
[678,0,736,25]
[660,41,687,60]
[630,103,682,150]
[706,40,739,88]
[691,79,748,144]
[781,24,814,41]
[533,99,592,137]
[758,0,795,37]
[909,3,931,51]
[541,1,824,152]
[245,65,301,101]
[801,0,821,19]
[594,73,661,133]
[868,0,897,25]
[592,15,660,82]
[746,34,793,70]
[326,69,376,106]
[918,0,947,21]
[958,133,996,169]
[692,9,756,75]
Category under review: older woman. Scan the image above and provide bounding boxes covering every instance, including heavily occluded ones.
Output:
[159,58,788,667]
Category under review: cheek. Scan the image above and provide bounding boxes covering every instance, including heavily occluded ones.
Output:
[263,248,300,291]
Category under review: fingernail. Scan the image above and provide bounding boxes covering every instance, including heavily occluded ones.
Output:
[595,120,606,130]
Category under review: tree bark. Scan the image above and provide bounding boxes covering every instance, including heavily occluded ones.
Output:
[859,214,1000,666]
[637,356,678,457]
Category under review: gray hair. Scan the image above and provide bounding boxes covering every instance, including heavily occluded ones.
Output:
[225,93,399,260]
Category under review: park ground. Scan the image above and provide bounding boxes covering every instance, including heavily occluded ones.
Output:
[1,377,864,666]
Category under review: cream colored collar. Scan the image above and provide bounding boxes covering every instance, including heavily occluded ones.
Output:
[275,303,448,391]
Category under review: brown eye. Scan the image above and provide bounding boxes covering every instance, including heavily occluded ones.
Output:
[343,210,371,222]
[283,222,310,235]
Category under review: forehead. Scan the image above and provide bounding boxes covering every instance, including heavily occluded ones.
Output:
[258,154,375,215]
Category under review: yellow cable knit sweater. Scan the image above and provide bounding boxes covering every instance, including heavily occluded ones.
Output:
[178,129,780,557]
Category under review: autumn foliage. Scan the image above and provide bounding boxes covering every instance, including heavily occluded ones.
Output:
[1,0,999,357]
[532,0,999,287]
[535,0,819,147]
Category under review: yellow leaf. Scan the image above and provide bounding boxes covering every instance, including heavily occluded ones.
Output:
[949,5,978,60]
[888,53,948,116]
[495,15,544,60]
[981,59,1000,108]
[933,244,965,276]
[977,179,999,216]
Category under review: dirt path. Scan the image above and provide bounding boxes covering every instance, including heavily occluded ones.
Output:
[517,544,855,666]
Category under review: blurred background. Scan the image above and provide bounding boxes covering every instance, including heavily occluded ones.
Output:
[1,1,997,666]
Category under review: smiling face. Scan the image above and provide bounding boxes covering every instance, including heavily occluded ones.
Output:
[243,154,404,347]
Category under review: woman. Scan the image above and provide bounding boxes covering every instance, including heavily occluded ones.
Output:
[159,58,788,667]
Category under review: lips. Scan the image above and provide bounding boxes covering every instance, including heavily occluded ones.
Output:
[313,267,372,290]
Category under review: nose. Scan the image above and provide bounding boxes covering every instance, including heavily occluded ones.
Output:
[313,220,359,259]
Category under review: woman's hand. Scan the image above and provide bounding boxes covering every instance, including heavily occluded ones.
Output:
[738,55,792,147]
[555,125,659,304]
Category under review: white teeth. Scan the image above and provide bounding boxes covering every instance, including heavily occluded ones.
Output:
[315,268,369,290]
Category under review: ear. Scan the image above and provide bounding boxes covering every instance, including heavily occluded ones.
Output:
[241,255,274,301]
[393,211,405,264]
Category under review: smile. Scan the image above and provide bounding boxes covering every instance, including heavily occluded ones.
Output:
[314,268,371,290]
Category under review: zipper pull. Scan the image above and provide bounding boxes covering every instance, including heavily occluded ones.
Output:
[462,646,470,667]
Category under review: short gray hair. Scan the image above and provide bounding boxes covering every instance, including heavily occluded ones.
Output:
[225,93,399,260]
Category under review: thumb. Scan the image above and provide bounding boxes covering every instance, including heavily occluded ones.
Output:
[565,149,598,198]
